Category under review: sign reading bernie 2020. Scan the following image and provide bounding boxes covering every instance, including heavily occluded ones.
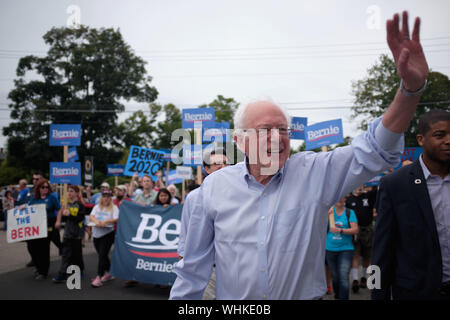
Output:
[124,146,165,180]
[110,201,182,285]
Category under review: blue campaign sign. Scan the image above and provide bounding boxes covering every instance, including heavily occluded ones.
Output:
[68,147,78,162]
[49,162,81,185]
[167,170,183,185]
[49,124,81,146]
[124,146,165,180]
[182,107,215,129]
[182,144,215,167]
[304,119,344,150]
[202,122,230,143]
[365,173,383,187]
[394,147,423,170]
[110,201,182,285]
[290,117,307,140]
[107,164,125,176]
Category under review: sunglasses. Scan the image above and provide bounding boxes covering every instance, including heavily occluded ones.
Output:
[41,186,49,189]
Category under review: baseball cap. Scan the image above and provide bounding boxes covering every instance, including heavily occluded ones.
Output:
[100,182,110,188]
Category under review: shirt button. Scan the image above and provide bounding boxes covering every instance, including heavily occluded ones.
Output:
[263,294,267,299]
[261,268,265,272]
[261,216,265,220]
[260,242,264,246]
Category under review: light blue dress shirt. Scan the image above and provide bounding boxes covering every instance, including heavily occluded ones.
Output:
[170,117,404,300]
[419,155,450,282]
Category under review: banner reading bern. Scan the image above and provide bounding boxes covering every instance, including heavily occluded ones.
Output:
[110,201,182,285]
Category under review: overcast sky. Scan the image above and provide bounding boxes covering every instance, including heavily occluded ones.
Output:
[1,0,449,150]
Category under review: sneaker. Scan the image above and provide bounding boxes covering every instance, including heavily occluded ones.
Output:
[360,277,367,289]
[352,280,360,293]
[327,285,332,295]
[100,272,114,283]
[91,276,103,288]
[52,275,67,283]
[34,273,47,280]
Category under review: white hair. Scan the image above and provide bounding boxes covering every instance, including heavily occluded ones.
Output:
[233,97,291,129]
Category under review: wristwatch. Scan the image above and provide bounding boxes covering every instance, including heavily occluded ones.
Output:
[400,79,427,97]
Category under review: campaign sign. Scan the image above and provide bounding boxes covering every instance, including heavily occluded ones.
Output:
[182,107,215,129]
[304,119,344,150]
[365,173,383,187]
[124,146,165,180]
[7,204,47,243]
[107,164,125,176]
[159,148,180,163]
[50,162,81,185]
[49,124,81,146]
[290,117,307,140]
[394,147,423,170]
[167,170,183,185]
[176,166,193,180]
[202,122,230,143]
[110,201,182,285]
[182,144,215,167]
[68,147,78,162]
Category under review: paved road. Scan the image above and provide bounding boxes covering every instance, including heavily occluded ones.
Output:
[0,227,370,300]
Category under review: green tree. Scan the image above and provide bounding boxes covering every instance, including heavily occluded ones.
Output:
[199,95,239,128]
[3,25,158,176]
[351,54,450,146]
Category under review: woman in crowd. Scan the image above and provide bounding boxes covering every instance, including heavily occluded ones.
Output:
[28,179,61,280]
[89,190,119,288]
[325,196,359,300]
[153,188,172,207]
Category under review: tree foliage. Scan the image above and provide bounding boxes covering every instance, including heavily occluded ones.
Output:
[351,54,450,146]
[3,25,158,176]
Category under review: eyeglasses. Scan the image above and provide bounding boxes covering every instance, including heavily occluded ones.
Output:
[243,127,292,137]
[41,186,49,189]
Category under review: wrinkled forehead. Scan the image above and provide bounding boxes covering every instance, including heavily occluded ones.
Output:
[245,101,288,129]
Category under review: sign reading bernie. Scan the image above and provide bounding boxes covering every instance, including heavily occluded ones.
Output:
[110,201,182,285]
[50,162,81,185]
[304,119,344,150]
[49,124,81,146]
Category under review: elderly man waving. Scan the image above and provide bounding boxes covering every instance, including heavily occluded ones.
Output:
[170,11,428,300]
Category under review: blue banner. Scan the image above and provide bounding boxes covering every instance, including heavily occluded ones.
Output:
[202,122,230,143]
[49,162,81,185]
[110,201,182,285]
[290,117,307,140]
[68,147,78,162]
[124,146,165,180]
[107,164,125,176]
[304,119,344,150]
[49,124,81,146]
[182,107,215,129]
[394,147,423,170]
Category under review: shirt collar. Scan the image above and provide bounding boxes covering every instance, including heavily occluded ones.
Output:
[241,155,285,185]
[419,154,431,180]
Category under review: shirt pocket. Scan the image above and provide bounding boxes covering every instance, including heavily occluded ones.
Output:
[274,206,304,253]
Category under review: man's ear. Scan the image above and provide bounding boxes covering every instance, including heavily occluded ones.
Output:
[416,134,424,147]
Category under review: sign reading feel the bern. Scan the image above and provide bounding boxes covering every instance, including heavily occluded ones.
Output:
[7,204,48,243]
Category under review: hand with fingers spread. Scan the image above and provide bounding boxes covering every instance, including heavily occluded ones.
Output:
[387,11,428,92]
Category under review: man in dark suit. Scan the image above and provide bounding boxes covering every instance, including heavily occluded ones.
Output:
[371,109,450,300]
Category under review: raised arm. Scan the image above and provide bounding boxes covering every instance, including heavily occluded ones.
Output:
[382,11,429,133]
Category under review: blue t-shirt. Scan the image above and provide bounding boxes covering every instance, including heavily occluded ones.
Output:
[326,207,358,252]
[29,194,61,222]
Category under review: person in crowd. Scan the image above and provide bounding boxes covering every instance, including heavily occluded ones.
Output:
[89,190,119,288]
[345,185,378,293]
[371,109,450,300]
[2,189,14,230]
[153,188,172,207]
[16,179,30,206]
[132,174,157,206]
[53,185,87,283]
[113,185,130,208]
[167,184,181,204]
[184,183,200,202]
[326,197,359,300]
[170,11,429,299]
[24,172,43,268]
[89,182,110,205]
[26,179,61,280]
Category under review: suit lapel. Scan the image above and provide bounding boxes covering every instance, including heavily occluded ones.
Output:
[409,160,440,247]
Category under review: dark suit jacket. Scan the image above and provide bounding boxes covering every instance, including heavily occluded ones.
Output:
[371,160,444,300]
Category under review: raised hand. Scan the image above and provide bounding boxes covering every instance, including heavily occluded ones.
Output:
[386,11,428,92]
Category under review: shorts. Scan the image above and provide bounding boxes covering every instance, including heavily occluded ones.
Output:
[354,225,373,260]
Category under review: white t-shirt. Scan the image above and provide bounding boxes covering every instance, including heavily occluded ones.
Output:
[90,204,119,238]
